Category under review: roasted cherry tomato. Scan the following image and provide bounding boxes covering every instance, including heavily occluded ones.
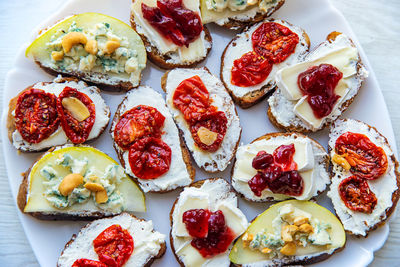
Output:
[298,64,343,119]
[93,224,134,267]
[72,259,107,267]
[128,137,172,179]
[142,0,202,47]
[231,51,273,87]
[114,105,165,150]
[190,111,228,152]
[339,176,377,213]
[15,88,60,144]
[252,22,299,64]
[57,87,95,144]
[335,132,388,180]
[173,76,228,152]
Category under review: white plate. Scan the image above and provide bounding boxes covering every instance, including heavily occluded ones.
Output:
[2,0,397,266]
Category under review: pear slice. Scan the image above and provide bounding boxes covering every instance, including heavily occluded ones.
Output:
[18,145,145,220]
[26,12,146,91]
[229,200,346,266]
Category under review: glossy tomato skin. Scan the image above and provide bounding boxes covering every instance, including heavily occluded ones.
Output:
[335,132,388,180]
[72,259,107,267]
[231,51,273,87]
[339,176,377,213]
[114,105,165,150]
[298,64,343,119]
[252,22,300,64]
[173,76,228,152]
[248,144,304,197]
[141,0,202,47]
[57,87,95,144]
[128,137,172,180]
[93,224,134,267]
[15,88,60,144]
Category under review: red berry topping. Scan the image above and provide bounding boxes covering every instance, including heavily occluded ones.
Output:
[252,151,274,170]
[183,209,211,238]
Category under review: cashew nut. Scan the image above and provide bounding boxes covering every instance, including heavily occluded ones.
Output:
[298,223,314,234]
[95,189,108,204]
[62,32,88,53]
[332,154,351,170]
[51,51,64,61]
[294,216,309,226]
[85,39,98,55]
[261,247,272,254]
[59,173,84,196]
[280,242,296,256]
[281,225,298,242]
[84,182,105,192]
[197,126,218,146]
[103,40,120,54]
[242,233,253,248]
[61,97,90,122]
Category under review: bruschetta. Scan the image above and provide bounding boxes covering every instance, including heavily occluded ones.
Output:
[57,213,166,267]
[162,67,241,172]
[221,19,310,108]
[130,0,212,69]
[26,13,147,91]
[200,0,285,30]
[268,32,368,132]
[231,133,330,202]
[110,85,195,193]
[327,119,400,236]
[170,178,248,267]
[7,76,110,152]
[17,145,145,220]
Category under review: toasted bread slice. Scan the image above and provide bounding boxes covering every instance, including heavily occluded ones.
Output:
[170,178,248,267]
[231,132,330,202]
[57,213,166,267]
[162,67,242,172]
[110,86,195,193]
[7,76,110,152]
[221,19,310,108]
[327,119,400,237]
[17,145,146,220]
[268,32,368,133]
[200,0,285,30]
[130,0,212,69]
[26,13,147,91]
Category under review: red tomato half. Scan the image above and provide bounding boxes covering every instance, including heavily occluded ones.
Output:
[339,176,377,213]
[72,259,107,267]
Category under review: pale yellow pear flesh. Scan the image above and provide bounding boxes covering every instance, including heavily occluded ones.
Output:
[229,200,346,265]
[25,146,146,214]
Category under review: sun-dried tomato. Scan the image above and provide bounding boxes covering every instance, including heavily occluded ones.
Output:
[339,176,377,213]
[72,259,107,267]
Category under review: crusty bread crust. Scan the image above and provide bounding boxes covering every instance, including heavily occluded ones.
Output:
[328,119,400,237]
[220,19,310,109]
[216,0,285,30]
[8,77,110,153]
[110,92,195,193]
[230,132,330,202]
[267,32,366,133]
[130,1,212,70]
[57,213,167,267]
[169,178,236,267]
[161,67,242,173]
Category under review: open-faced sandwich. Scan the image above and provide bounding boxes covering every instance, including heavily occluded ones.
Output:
[230,200,346,266]
[200,0,285,30]
[231,133,330,202]
[162,67,241,172]
[57,213,166,267]
[17,145,145,220]
[221,19,310,108]
[7,76,110,152]
[111,86,195,193]
[268,32,368,132]
[26,13,147,91]
[170,178,249,266]
[130,0,212,69]
[327,119,400,236]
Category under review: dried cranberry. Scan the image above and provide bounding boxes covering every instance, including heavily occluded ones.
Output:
[183,209,211,238]
[252,151,274,170]
[273,144,297,171]
[266,170,304,196]
[298,64,343,119]
[248,173,268,197]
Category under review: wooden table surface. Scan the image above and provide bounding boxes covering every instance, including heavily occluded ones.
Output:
[1,0,399,266]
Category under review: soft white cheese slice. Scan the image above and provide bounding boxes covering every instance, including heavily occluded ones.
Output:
[177,241,207,267]
[215,201,248,236]
[293,79,350,130]
[277,47,358,101]
[174,190,210,237]
[179,31,206,63]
